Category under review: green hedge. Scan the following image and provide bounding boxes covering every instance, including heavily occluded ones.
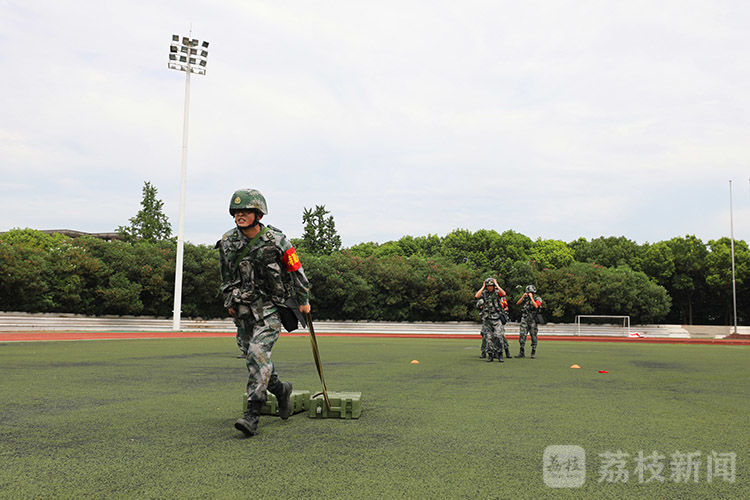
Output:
[0,229,222,318]
[1,228,678,323]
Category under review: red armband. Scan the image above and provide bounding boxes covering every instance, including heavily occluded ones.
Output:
[283,247,301,272]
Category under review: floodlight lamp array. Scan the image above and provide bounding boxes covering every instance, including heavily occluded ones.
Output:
[168,34,209,75]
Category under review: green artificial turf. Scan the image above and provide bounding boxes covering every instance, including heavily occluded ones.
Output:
[0,337,747,499]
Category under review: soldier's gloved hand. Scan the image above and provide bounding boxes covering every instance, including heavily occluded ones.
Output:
[228,308,235,317]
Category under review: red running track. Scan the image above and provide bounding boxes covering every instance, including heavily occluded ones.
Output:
[0,331,748,345]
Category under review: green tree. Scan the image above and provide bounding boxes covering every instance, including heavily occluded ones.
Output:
[497,230,533,262]
[181,243,223,319]
[667,236,709,324]
[1,228,69,250]
[654,236,708,324]
[96,272,143,315]
[571,236,644,271]
[0,238,50,311]
[301,205,341,255]
[346,241,379,258]
[346,235,443,259]
[442,228,481,266]
[530,238,575,270]
[302,253,377,320]
[536,262,670,323]
[117,181,172,243]
[131,240,175,317]
[641,241,676,287]
[442,228,505,269]
[411,234,443,257]
[373,241,403,258]
[706,237,750,325]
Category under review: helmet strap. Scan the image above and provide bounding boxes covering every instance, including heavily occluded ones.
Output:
[247,214,260,228]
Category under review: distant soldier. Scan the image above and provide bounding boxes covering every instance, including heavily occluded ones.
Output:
[475,277,508,363]
[217,189,311,437]
[498,293,512,360]
[515,285,541,358]
[476,299,488,359]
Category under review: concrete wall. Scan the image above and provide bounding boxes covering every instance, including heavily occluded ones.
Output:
[682,325,750,338]
[1,311,743,338]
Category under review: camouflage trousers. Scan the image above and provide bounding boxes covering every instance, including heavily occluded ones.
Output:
[481,318,507,357]
[235,308,286,403]
[519,315,538,349]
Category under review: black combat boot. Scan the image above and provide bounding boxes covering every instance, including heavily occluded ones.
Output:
[486,354,493,362]
[480,351,486,359]
[505,347,512,359]
[236,352,248,359]
[531,347,536,359]
[270,381,293,420]
[497,352,504,363]
[235,401,262,437]
[515,346,525,358]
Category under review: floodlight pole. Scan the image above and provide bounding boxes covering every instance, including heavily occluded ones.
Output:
[168,33,208,331]
[172,62,191,331]
[729,180,738,335]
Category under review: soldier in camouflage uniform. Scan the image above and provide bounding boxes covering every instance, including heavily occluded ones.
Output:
[515,285,541,359]
[498,293,512,359]
[217,189,311,437]
[475,277,508,362]
[477,300,488,359]
[476,299,488,358]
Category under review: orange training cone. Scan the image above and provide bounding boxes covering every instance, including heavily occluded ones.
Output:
[410,360,420,364]
[570,364,581,369]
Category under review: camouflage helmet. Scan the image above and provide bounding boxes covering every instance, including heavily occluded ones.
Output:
[229,189,268,215]
[485,277,495,286]
[525,284,537,293]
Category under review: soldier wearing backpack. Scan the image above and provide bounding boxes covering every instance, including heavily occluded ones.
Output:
[475,277,509,363]
[516,285,542,359]
[217,189,311,437]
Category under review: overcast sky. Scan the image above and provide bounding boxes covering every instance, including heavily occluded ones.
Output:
[2,1,749,247]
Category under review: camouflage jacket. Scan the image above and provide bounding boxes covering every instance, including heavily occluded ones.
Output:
[480,289,507,320]
[520,295,542,318]
[217,224,310,316]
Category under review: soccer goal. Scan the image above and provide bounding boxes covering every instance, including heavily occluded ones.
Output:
[574,315,630,337]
